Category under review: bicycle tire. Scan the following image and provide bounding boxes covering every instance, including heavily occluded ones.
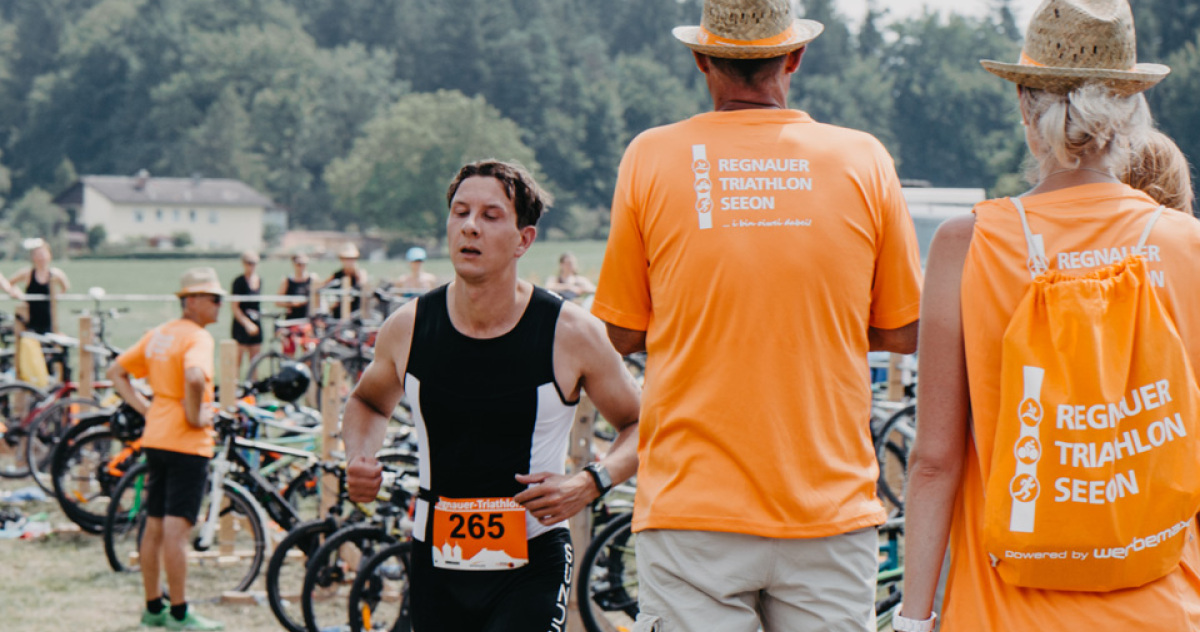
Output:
[246,349,287,384]
[52,418,133,533]
[0,381,50,478]
[104,460,149,572]
[103,462,268,597]
[579,511,639,632]
[267,518,340,632]
[875,405,915,516]
[26,396,101,494]
[301,524,396,632]
[347,540,412,632]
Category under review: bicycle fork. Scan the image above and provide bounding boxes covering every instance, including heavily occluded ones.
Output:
[195,438,232,551]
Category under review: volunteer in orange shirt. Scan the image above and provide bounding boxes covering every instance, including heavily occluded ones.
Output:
[107,267,224,631]
[901,1,1200,630]
[591,1,921,629]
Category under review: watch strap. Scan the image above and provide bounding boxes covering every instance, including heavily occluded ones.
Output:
[893,611,937,632]
[584,463,612,495]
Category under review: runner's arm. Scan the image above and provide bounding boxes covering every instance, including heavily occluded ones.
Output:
[51,268,70,292]
[869,320,918,354]
[603,322,646,356]
[342,302,415,502]
[900,215,974,621]
[182,367,212,428]
[516,306,640,524]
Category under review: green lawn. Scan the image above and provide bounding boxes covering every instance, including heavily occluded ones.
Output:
[17,239,609,352]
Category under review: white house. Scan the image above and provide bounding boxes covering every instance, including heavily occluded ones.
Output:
[54,171,279,251]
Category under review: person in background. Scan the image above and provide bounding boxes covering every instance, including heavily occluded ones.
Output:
[395,246,439,294]
[230,250,262,374]
[544,252,595,302]
[10,238,70,334]
[901,1,1200,630]
[275,253,320,320]
[1122,128,1194,214]
[107,267,224,631]
[324,243,368,319]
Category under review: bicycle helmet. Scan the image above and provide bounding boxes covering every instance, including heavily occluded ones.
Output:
[405,247,427,262]
[110,402,145,442]
[271,361,313,402]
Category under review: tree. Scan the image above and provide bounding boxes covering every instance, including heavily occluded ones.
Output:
[5,187,67,243]
[324,90,539,239]
[86,224,106,250]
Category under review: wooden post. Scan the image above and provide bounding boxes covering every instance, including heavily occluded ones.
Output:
[78,315,94,400]
[49,279,59,335]
[887,353,904,402]
[566,396,596,632]
[340,287,352,324]
[319,362,346,519]
[309,283,320,318]
[359,281,372,321]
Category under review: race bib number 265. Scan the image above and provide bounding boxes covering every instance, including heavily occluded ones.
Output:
[431,497,528,571]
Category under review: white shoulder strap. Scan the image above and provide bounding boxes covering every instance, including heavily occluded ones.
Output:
[1136,205,1166,250]
[1012,197,1048,280]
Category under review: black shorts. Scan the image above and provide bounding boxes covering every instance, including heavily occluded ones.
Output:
[411,528,573,632]
[143,448,209,523]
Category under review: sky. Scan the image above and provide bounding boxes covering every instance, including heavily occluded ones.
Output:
[832,0,1035,27]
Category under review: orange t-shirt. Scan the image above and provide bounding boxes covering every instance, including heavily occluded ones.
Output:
[117,318,216,457]
[953,183,1200,628]
[592,109,922,538]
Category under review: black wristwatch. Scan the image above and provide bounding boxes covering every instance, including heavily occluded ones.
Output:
[583,463,613,496]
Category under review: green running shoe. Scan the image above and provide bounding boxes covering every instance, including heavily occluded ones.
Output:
[165,609,224,631]
[140,608,168,627]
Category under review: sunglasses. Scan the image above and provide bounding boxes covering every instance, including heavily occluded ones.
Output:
[204,294,223,305]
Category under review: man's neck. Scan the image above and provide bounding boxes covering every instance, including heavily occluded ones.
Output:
[448,273,529,339]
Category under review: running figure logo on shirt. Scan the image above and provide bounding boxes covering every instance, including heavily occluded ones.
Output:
[1010,473,1040,503]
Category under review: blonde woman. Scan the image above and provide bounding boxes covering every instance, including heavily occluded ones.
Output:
[10,238,70,334]
[899,1,1200,631]
[1123,129,1194,213]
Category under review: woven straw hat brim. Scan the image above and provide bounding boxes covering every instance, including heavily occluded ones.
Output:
[981,59,1169,96]
[673,19,823,59]
[176,282,226,298]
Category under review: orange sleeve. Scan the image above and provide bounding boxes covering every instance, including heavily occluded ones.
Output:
[116,330,151,379]
[592,141,652,331]
[868,147,923,330]
[182,330,215,379]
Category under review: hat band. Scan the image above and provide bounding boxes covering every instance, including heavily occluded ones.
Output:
[697,24,796,47]
[1020,50,1136,72]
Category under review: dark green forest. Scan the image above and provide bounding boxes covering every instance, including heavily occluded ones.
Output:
[0,0,1196,243]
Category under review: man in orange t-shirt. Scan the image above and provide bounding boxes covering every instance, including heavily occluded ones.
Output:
[108,267,224,631]
[591,1,921,630]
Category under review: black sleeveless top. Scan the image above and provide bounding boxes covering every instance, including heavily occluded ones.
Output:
[284,276,312,319]
[406,286,578,541]
[25,272,52,334]
[329,269,360,318]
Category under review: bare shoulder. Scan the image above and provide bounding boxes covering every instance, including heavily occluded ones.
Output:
[378,298,418,344]
[934,213,976,243]
[555,300,611,356]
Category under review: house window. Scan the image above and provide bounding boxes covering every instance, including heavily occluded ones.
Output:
[190,210,196,222]
[156,209,163,221]
[209,210,218,224]
[173,209,180,222]
[133,210,144,223]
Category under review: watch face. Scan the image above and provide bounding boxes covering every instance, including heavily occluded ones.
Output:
[590,464,612,491]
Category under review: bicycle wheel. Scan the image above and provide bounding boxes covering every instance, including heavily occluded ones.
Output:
[52,420,135,534]
[579,511,639,632]
[246,349,287,384]
[875,518,905,630]
[875,406,915,516]
[302,524,395,632]
[0,381,49,478]
[104,460,150,573]
[26,396,101,494]
[267,518,340,632]
[348,541,412,632]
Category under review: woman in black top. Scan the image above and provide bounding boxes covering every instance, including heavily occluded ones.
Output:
[323,243,368,319]
[231,251,263,373]
[275,253,319,320]
[9,239,70,334]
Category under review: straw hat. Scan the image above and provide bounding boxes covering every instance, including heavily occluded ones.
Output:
[673,0,823,60]
[176,267,226,297]
[337,243,360,259]
[981,0,1169,96]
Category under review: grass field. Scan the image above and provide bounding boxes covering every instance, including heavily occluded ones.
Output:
[19,239,608,353]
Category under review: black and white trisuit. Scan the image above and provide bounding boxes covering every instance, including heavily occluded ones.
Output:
[405,285,579,632]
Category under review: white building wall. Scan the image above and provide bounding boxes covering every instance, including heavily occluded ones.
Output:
[100,201,265,251]
[81,186,115,228]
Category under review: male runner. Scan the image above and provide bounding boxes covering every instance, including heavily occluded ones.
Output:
[344,160,640,631]
[108,267,225,631]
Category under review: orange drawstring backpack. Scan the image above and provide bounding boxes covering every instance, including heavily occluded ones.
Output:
[982,200,1200,591]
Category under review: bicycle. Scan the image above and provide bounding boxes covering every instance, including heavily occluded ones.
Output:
[49,403,144,533]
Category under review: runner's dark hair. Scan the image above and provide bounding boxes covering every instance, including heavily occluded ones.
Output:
[705,54,789,86]
[446,160,554,228]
